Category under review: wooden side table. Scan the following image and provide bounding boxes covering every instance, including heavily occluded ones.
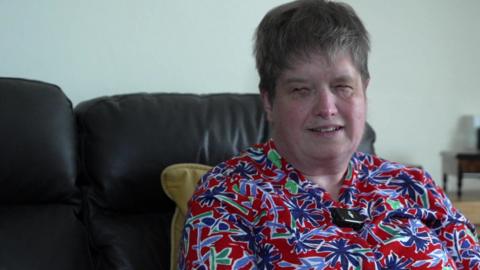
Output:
[441,151,480,199]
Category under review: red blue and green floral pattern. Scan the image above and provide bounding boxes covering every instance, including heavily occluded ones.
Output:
[179,140,480,269]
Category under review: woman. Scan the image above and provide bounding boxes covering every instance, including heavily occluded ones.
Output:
[180,0,480,269]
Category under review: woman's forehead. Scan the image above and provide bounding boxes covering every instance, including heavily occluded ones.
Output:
[279,51,360,81]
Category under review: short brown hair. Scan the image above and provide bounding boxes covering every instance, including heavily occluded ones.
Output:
[254,0,370,101]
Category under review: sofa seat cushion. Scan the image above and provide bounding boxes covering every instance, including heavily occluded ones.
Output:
[0,204,92,270]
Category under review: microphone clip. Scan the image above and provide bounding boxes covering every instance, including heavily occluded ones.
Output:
[330,207,365,231]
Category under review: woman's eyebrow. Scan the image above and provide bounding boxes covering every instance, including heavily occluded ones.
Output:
[332,75,355,83]
[282,77,309,84]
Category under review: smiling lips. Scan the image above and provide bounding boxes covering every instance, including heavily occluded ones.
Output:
[307,125,344,135]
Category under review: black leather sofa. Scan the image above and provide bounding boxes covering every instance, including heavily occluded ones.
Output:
[0,78,375,270]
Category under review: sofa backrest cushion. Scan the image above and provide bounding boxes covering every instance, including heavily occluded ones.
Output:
[0,78,78,203]
[358,122,376,154]
[75,93,270,270]
[76,93,269,212]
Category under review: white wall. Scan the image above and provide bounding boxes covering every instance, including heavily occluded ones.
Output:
[2,0,480,192]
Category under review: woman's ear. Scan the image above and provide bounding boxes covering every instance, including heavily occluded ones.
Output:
[363,78,370,93]
[260,90,273,122]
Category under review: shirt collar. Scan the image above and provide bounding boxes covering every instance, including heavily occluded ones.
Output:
[265,138,358,186]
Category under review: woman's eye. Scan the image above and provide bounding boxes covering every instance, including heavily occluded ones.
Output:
[291,88,310,95]
[335,85,354,98]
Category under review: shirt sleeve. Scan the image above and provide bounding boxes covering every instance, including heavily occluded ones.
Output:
[422,170,480,269]
[178,166,258,270]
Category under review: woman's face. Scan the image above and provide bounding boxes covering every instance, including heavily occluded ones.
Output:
[262,51,368,172]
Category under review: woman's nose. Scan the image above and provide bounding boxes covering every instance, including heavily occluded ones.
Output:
[314,89,338,118]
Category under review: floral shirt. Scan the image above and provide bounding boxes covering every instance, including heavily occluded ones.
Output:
[180,140,480,270]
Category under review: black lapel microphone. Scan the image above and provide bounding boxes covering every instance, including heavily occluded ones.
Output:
[330,207,365,231]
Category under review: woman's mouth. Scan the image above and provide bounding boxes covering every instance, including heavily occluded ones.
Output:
[307,126,344,135]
